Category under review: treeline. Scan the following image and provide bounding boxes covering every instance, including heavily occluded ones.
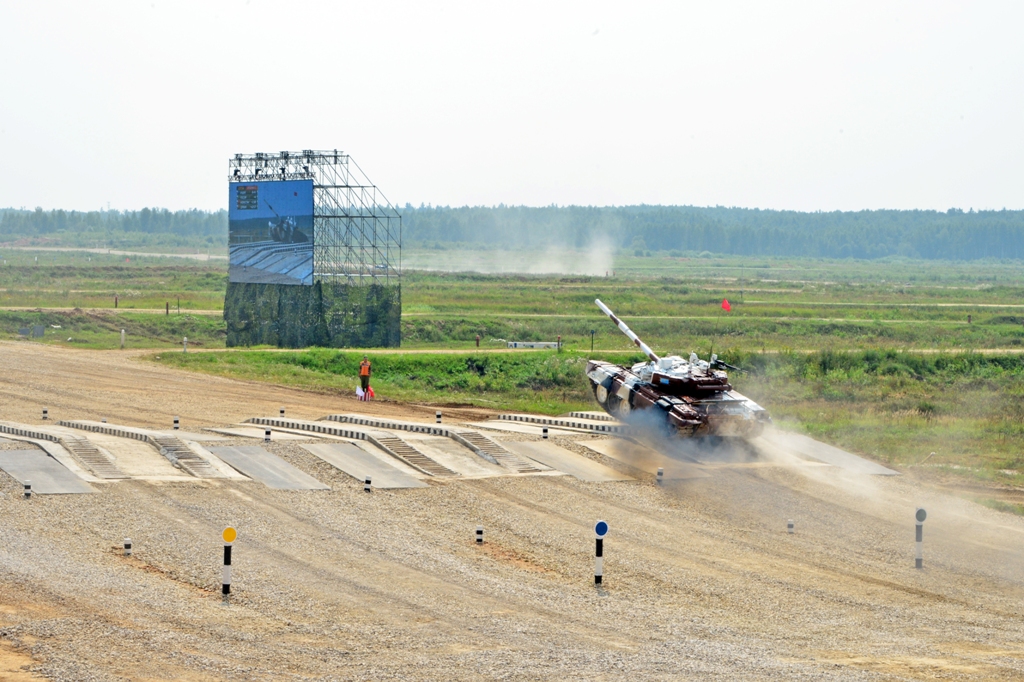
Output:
[0,208,227,246]
[402,205,1024,260]
[4,205,1024,260]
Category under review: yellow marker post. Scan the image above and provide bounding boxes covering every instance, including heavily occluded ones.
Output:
[222,527,236,597]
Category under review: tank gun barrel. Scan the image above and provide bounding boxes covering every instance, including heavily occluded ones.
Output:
[595,299,660,364]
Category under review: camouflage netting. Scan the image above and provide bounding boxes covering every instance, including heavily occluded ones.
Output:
[225,281,401,348]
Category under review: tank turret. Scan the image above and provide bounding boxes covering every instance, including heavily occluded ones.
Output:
[587,299,770,438]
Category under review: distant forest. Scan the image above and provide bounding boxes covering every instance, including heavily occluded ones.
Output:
[0,208,227,248]
[2,205,1024,260]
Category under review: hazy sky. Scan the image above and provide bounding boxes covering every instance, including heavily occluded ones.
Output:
[0,1,1021,212]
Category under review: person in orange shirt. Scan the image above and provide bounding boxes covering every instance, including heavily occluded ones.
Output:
[359,356,372,392]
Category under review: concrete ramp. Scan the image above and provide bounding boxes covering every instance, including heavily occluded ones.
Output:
[247,417,457,476]
[324,414,545,473]
[205,427,313,441]
[208,446,329,490]
[0,450,95,494]
[565,411,617,422]
[502,441,632,482]
[469,421,582,437]
[0,422,127,479]
[59,420,232,479]
[758,429,899,476]
[579,439,710,480]
[300,442,427,489]
[499,414,635,435]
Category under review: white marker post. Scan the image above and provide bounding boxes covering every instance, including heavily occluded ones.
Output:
[542,427,549,440]
[364,476,372,493]
[183,336,188,353]
[23,481,31,499]
[476,525,484,545]
[594,520,608,585]
[124,538,132,556]
[173,416,180,430]
[787,519,794,534]
[222,527,236,600]
[436,410,442,424]
[42,408,48,420]
[120,329,126,349]
[656,467,664,485]
[264,428,271,443]
[915,508,927,569]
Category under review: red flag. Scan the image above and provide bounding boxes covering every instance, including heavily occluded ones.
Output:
[721,299,731,312]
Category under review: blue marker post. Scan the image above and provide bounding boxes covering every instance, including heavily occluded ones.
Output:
[594,520,609,585]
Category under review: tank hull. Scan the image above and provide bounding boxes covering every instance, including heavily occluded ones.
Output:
[586,360,770,439]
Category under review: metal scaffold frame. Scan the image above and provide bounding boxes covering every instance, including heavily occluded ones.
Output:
[228,150,401,286]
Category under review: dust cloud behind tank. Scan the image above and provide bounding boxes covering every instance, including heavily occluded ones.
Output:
[586,299,771,438]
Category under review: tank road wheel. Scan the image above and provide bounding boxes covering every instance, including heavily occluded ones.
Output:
[593,383,608,405]
[606,392,630,419]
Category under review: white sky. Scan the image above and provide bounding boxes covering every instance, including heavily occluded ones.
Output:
[0,1,1021,212]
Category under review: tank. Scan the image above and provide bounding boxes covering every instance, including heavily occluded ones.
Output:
[586,299,771,438]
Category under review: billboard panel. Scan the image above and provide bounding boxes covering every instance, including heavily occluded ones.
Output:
[229,180,314,285]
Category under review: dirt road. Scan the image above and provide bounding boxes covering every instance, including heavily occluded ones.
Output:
[2,342,1024,680]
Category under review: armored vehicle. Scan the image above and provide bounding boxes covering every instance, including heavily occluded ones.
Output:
[586,299,771,438]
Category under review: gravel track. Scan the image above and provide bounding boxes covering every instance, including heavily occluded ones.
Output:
[1,342,1024,680]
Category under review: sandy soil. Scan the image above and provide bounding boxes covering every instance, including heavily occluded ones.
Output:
[2,341,1024,680]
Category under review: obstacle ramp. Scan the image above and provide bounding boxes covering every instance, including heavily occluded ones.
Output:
[0,450,95,494]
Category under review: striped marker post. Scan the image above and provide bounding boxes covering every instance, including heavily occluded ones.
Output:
[279,407,285,417]
[42,408,48,420]
[364,476,372,492]
[124,538,132,556]
[915,508,927,569]
[436,410,442,424]
[787,519,794,534]
[476,525,483,545]
[222,527,236,599]
[542,427,549,440]
[23,481,31,499]
[173,416,180,430]
[656,467,664,485]
[594,520,608,585]
[264,428,271,443]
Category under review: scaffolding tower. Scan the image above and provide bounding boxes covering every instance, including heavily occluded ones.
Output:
[228,150,401,285]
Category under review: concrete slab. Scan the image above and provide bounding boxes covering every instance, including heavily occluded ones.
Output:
[502,441,633,482]
[206,426,314,441]
[0,450,95,494]
[152,430,229,442]
[564,411,618,422]
[300,442,428,489]
[578,439,710,480]
[81,432,191,481]
[401,435,507,477]
[208,446,329,490]
[757,429,899,476]
[468,421,581,437]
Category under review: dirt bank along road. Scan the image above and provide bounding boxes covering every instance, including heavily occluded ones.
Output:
[2,341,1024,680]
